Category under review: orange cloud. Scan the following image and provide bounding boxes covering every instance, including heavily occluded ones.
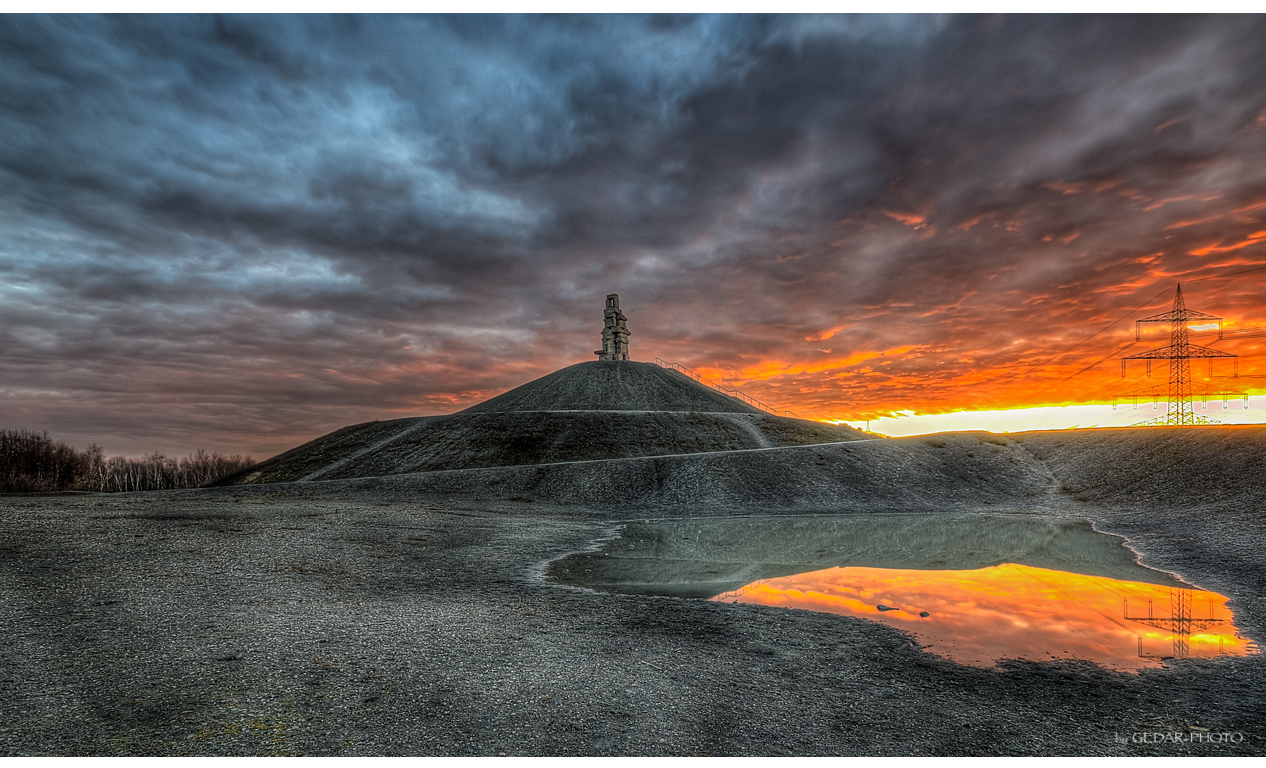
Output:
[883,210,929,228]
[805,325,845,342]
[1042,180,1083,195]
[953,214,988,232]
[711,345,919,383]
[1190,231,1266,255]
[1165,216,1221,229]
[1153,113,1189,134]
[1233,198,1266,213]
[1143,195,1195,211]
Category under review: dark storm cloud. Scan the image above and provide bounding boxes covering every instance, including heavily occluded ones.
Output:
[2,14,1266,454]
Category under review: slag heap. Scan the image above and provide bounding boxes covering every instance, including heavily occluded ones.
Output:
[594,293,631,361]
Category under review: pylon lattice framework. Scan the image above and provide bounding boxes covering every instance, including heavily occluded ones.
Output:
[1120,284,1239,426]
[1124,587,1227,659]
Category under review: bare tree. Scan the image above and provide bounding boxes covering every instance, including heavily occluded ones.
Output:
[0,428,254,493]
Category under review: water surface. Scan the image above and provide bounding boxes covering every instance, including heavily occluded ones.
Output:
[548,514,1257,671]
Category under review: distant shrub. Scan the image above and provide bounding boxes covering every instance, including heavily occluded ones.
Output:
[0,428,254,493]
[0,429,85,493]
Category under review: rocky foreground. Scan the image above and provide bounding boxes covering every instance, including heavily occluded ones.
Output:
[1,426,1264,756]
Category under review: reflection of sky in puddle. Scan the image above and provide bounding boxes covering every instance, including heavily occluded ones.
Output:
[710,563,1254,671]
[547,514,1260,672]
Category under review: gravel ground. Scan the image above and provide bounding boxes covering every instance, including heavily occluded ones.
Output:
[2,426,1264,756]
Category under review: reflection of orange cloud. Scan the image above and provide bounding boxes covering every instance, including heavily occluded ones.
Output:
[713,564,1255,671]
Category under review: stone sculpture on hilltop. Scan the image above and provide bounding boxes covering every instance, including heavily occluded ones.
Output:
[595,293,631,361]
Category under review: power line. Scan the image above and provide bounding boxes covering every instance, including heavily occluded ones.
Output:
[992,265,1265,392]
[1183,263,1266,284]
[1193,326,1266,336]
[869,265,1266,415]
[1201,331,1266,341]
[1011,339,1141,407]
[1001,286,1172,386]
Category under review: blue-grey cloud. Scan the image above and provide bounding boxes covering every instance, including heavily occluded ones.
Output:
[2,14,1265,455]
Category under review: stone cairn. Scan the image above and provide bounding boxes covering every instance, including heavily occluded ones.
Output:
[594,294,631,361]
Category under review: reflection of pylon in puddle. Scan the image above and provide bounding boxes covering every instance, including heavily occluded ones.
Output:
[1124,587,1227,659]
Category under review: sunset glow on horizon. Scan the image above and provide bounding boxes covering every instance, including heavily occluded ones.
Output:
[837,396,1266,438]
[670,297,1266,425]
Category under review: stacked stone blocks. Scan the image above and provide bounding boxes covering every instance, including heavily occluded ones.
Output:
[595,293,631,361]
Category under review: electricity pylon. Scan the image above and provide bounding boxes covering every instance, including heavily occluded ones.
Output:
[1124,587,1226,659]
[1120,285,1239,426]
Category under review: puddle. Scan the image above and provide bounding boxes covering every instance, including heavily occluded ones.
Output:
[547,514,1258,672]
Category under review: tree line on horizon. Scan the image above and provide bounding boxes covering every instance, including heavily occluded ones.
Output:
[0,428,255,494]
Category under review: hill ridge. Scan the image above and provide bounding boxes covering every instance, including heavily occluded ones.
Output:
[220,358,869,485]
[459,360,765,414]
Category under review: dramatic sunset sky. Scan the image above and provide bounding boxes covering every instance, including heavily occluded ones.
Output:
[3,14,1266,457]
